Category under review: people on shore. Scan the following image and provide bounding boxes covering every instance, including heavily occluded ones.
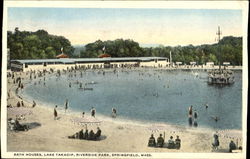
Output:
[212,132,220,150]
[79,129,84,139]
[88,130,95,140]
[82,112,85,118]
[7,91,10,99]
[157,134,164,147]
[148,134,181,149]
[84,129,89,139]
[68,127,102,140]
[54,105,58,120]
[15,119,29,131]
[175,136,181,149]
[21,100,24,107]
[20,83,24,89]
[32,100,36,108]
[148,134,156,147]
[16,114,25,120]
[17,101,21,107]
[94,127,102,139]
[229,140,237,152]
[7,104,12,108]
[8,118,29,131]
[167,136,175,149]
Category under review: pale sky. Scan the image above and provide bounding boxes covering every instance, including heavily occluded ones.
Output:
[7,8,242,46]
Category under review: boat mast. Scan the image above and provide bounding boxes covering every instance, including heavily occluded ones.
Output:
[216,26,222,70]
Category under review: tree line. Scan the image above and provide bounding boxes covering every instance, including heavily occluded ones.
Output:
[7,28,75,59]
[7,28,242,65]
[81,36,242,65]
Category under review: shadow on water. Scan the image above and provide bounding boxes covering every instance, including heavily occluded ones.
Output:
[24,122,42,130]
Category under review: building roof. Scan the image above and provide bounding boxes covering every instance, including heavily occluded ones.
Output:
[56,53,69,58]
[98,53,111,58]
[223,62,230,65]
[11,57,168,65]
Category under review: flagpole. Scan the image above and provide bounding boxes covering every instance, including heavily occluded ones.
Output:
[102,46,105,53]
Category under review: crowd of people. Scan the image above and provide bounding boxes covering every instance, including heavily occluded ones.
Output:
[148,134,181,149]
[8,118,29,131]
[68,127,102,141]
[7,69,242,152]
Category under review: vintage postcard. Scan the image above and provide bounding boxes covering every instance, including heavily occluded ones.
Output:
[1,0,248,159]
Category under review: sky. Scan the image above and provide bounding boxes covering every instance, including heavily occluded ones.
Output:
[7,8,242,46]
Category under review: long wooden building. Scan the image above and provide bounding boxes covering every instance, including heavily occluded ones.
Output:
[11,57,170,72]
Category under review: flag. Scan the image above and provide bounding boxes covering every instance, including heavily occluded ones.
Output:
[102,46,105,51]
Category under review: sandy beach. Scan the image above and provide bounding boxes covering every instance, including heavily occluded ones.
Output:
[5,69,243,153]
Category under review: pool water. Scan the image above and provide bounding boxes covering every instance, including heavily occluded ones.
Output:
[22,68,242,130]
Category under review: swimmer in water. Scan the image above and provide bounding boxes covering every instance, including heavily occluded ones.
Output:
[211,116,219,122]
[205,103,208,109]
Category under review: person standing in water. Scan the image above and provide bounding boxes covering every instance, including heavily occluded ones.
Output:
[193,110,198,127]
[54,105,58,120]
[188,105,193,127]
[32,100,36,108]
[65,99,68,113]
[91,107,96,117]
[112,108,117,118]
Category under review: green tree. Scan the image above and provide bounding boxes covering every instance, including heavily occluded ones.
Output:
[7,29,75,59]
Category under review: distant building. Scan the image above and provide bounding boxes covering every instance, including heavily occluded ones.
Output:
[206,62,214,67]
[223,62,230,65]
[190,62,196,65]
[11,57,170,72]
[175,62,183,66]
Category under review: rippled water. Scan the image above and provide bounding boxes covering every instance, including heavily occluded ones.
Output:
[22,68,242,130]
